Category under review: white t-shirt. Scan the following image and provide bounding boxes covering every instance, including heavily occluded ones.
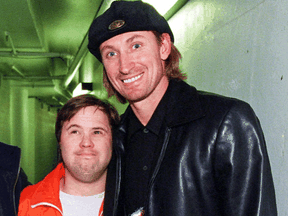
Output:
[60,191,104,216]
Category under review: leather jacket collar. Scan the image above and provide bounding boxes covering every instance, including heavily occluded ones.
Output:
[119,79,205,133]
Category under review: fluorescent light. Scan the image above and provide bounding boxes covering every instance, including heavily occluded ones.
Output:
[72,83,91,97]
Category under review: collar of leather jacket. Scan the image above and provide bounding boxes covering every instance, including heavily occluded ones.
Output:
[119,79,205,133]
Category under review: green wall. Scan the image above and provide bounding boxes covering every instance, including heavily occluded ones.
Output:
[34,100,58,183]
[0,79,58,184]
[0,75,11,144]
[169,0,287,215]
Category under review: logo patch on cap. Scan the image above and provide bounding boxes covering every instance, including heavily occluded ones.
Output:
[108,20,125,31]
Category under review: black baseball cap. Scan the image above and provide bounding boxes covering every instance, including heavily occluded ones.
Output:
[88,1,174,62]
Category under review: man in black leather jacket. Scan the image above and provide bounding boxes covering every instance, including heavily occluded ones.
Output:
[0,142,31,216]
[88,1,277,215]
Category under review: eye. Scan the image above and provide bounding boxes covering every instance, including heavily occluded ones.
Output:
[107,51,117,57]
[93,130,103,135]
[70,130,79,135]
[132,43,141,49]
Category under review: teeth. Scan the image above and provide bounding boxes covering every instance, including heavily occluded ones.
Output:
[123,74,143,83]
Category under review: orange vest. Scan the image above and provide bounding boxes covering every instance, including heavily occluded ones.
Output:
[18,163,104,216]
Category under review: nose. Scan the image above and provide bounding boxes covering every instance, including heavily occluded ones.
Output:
[119,52,134,74]
[80,134,94,148]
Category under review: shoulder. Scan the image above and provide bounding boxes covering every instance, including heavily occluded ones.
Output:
[198,92,260,131]
[20,167,55,200]
[172,79,251,108]
[198,90,253,112]
[168,80,256,124]
[19,180,45,213]
[0,142,21,172]
[171,79,251,111]
[19,183,42,215]
[0,142,20,158]
[20,183,39,201]
[18,184,37,215]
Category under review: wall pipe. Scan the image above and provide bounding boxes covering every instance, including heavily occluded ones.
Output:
[0,51,73,60]
[11,66,26,78]
[3,75,66,80]
[61,0,115,90]
[5,32,17,55]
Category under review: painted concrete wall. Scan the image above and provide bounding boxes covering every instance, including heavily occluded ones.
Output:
[169,0,287,215]
[34,99,58,183]
[0,76,11,144]
[0,78,58,184]
[10,86,36,182]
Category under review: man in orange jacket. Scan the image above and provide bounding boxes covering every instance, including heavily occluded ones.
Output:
[18,94,120,216]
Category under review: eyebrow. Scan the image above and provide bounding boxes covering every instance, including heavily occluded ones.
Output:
[100,45,114,53]
[92,127,109,133]
[66,124,109,133]
[100,34,146,53]
[126,34,145,44]
[66,124,80,131]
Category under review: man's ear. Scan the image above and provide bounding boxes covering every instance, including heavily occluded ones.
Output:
[160,33,172,61]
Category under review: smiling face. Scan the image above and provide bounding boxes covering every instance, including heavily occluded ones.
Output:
[60,106,112,184]
[100,31,171,104]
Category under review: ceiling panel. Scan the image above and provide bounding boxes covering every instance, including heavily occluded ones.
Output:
[0,0,42,50]
[0,0,104,107]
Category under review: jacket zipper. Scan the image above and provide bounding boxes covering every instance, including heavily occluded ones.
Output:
[113,150,122,216]
[144,127,172,215]
[112,127,126,216]
[13,155,21,216]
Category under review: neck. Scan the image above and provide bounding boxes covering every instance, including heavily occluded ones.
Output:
[130,77,169,126]
[60,171,106,196]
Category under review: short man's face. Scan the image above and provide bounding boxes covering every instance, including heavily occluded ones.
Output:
[60,106,112,184]
[100,31,170,103]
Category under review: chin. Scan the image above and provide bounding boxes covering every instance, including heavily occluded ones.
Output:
[125,92,148,103]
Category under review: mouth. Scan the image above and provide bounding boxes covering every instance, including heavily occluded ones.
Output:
[122,73,143,84]
[76,152,96,157]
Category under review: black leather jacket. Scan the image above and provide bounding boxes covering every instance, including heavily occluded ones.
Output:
[0,142,31,216]
[104,80,277,216]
